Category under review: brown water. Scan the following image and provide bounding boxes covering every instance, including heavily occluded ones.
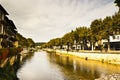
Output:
[17,51,120,80]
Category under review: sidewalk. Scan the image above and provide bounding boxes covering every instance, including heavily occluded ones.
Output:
[78,50,120,54]
[45,49,120,65]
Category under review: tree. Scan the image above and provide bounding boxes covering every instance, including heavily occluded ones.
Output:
[73,30,79,50]
[112,12,120,33]
[102,16,113,51]
[75,27,91,50]
[16,33,35,47]
[27,38,35,47]
[114,0,120,11]
[90,19,103,50]
[62,31,74,50]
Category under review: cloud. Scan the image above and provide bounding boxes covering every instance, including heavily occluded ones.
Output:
[0,0,118,42]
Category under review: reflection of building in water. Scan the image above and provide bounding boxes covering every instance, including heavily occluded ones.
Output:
[0,4,18,48]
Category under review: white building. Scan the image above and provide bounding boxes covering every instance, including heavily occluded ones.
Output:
[109,35,120,42]
[109,34,120,50]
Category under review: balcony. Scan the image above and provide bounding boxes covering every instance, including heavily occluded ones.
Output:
[0,34,8,39]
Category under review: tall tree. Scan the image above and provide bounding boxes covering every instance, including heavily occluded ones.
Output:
[114,0,120,11]
[102,16,113,51]
[73,30,79,50]
[75,27,91,50]
[112,12,120,34]
[16,33,35,47]
[27,38,35,47]
[62,31,74,50]
[90,19,103,50]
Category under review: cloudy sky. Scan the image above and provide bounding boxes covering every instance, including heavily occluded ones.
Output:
[0,0,118,42]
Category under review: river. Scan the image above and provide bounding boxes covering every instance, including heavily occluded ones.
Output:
[17,51,120,80]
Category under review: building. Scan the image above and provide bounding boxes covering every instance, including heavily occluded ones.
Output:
[0,4,17,48]
[109,35,120,50]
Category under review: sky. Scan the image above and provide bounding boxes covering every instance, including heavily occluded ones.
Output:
[0,0,119,42]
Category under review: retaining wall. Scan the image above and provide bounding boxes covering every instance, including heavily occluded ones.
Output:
[46,49,120,65]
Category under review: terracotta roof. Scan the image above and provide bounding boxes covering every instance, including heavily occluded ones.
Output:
[0,4,9,15]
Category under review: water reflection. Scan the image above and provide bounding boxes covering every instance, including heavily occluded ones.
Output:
[0,51,34,80]
[17,51,120,80]
[17,51,64,80]
[47,52,120,80]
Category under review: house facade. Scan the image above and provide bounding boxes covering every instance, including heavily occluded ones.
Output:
[0,4,18,48]
[109,35,120,50]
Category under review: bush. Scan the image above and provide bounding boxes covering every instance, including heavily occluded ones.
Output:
[0,47,23,60]
[9,47,23,55]
[0,48,9,59]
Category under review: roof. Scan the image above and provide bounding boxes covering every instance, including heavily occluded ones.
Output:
[0,4,9,15]
[8,20,17,30]
[4,16,17,34]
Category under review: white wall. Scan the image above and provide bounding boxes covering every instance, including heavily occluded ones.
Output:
[109,35,120,42]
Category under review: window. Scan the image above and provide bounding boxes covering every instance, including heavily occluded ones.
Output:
[112,36,115,39]
[117,36,119,40]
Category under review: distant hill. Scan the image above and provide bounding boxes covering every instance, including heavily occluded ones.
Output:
[35,42,46,46]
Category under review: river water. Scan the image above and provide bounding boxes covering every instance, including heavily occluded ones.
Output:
[17,51,120,80]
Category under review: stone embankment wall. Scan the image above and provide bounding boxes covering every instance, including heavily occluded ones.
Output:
[46,49,120,65]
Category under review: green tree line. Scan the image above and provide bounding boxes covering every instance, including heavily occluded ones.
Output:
[16,33,35,48]
[42,0,120,51]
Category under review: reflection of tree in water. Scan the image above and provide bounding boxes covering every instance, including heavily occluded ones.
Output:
[47,52,100,80]
[21,52,35,63]
[0,52,35,80]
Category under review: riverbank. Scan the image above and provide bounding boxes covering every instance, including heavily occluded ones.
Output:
[44,49,120,65]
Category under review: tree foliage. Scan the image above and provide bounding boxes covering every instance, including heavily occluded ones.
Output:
[114,0,120,11]
[16,33,35,47]
[43,27,91,49]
